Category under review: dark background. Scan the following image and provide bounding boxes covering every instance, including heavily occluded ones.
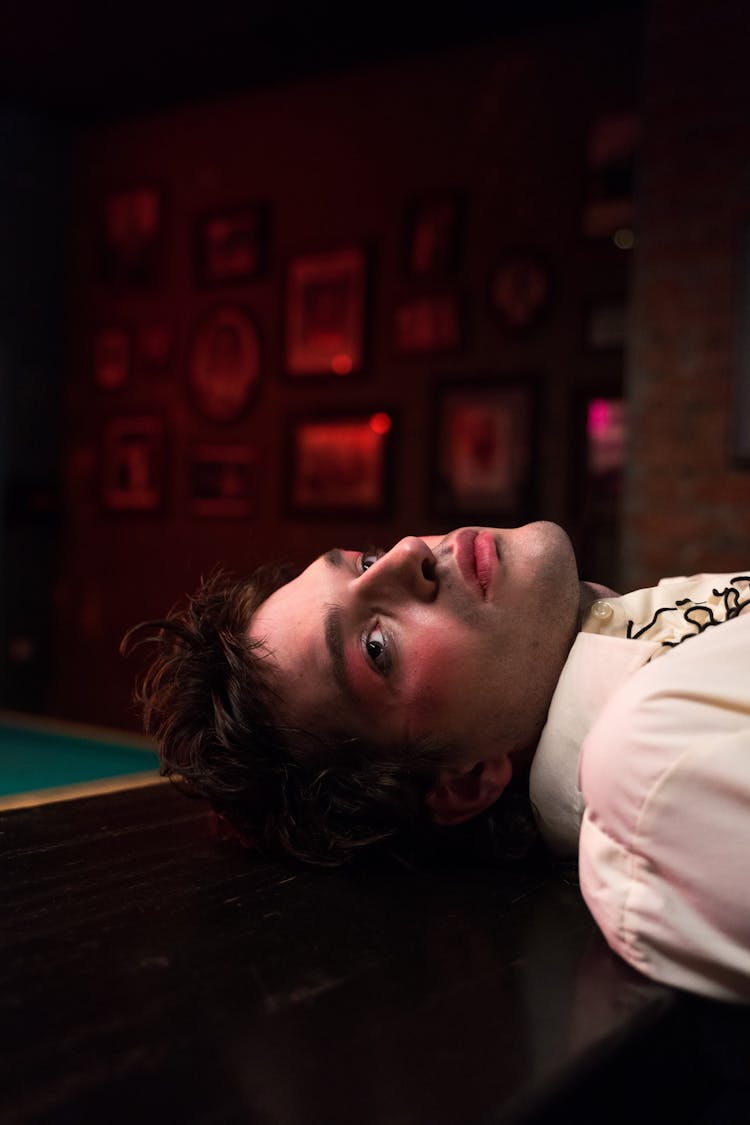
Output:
[1,1,643,123]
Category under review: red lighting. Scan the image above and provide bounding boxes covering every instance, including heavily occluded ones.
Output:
[369,412,392,435]
[331,353,353,375]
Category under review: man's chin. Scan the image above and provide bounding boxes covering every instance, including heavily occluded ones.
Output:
[517,520,577,569]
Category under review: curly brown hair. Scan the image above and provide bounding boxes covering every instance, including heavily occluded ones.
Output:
[121,567,453,866]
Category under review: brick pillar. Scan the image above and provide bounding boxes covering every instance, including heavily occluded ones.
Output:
[624,0,750,588]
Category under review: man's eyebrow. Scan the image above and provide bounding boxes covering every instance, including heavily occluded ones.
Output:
[323,548,344,568]
[323,603,355,701]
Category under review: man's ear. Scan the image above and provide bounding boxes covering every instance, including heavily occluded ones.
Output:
[424,757,513,827]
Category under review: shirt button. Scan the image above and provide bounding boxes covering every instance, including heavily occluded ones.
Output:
[591,600,614,620]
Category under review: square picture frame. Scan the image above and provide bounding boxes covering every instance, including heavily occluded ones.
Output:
[431,379,537,519]
[189,444,258,517]
[100,185,162,287]
[393,292,463,355]
[195,205,268,286]
[403,192,464,276]
[284,248,367,377]
[286,411,393,515]
[102,415,164,512]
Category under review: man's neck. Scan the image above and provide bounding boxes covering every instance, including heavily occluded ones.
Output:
[509,582,621,777]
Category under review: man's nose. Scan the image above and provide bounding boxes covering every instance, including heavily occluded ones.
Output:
[357,536,437,601]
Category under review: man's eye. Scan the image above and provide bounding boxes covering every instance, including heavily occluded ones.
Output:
[360,549,384,572]
[363,624,390,673]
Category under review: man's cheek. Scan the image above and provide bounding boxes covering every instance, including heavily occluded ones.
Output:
[406,669,454,728]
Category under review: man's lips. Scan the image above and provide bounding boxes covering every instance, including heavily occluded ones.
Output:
[455,529,497,597]
[474,530,498,595]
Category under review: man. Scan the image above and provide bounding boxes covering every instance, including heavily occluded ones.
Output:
[128,521,750,1002]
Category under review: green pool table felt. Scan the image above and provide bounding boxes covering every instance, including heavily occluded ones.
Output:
[0,719,158,798]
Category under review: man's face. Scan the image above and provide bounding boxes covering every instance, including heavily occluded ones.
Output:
[249,522,582,773]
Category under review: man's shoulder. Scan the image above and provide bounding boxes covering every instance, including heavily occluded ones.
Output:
[577,611,750,1002]
[580,608,750,805]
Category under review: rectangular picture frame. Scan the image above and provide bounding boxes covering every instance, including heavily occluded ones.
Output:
[284,247,367,377]
[581,112,639,240]
[189,444,258,517]
[100,185,163,287]
[403,191,464,276]
[392,291,463,356]
[286,411,393,516]
[102,414,164,512]
[195,204,268,286]
[430,378,537,519]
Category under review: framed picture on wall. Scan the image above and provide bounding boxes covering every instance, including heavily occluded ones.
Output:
[188,305,262,422]
[431,378,536,518]
[567,388,627,586]
[286,411,393,515]
[100,186,162,286]
[403,192,464,276]
[284,248,366,377]
[581,112,639,239]
[393,292,463,355]
[195,205,268,285]
[189,444,258,517]
[93,326,131,389]
[102,415,164,512]
[489,251,551,332]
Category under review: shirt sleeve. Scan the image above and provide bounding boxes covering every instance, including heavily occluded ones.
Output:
[577,611,750,1003]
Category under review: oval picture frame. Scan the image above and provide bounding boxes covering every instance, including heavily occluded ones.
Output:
[490,251,551,332]
[189,306,261,422]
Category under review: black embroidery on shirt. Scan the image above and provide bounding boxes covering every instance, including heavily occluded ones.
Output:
[627,575,750,650]
[627,604,687,640]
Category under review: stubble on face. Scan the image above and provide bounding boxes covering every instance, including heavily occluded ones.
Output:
[476,521,583,761]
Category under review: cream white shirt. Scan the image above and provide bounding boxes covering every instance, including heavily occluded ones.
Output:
[530,572,750,1002]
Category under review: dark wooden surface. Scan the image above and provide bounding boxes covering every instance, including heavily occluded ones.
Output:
[1,783,744,1124]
